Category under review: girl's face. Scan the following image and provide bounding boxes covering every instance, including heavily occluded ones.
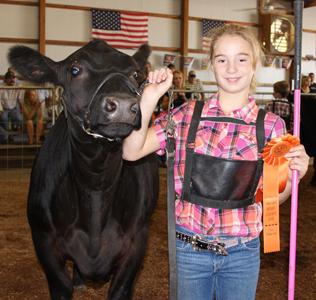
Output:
[173,73,183,88]
[212,34,255,96]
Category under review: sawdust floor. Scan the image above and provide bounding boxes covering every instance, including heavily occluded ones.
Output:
[0,167,315,299]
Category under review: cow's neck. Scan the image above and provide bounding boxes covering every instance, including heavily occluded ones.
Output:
[68,118,123,191]
[88,190,103,257]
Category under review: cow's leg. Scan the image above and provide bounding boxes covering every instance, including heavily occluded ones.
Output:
[73,264,85,289]
[107,227,148,300]
[31,231,73,300]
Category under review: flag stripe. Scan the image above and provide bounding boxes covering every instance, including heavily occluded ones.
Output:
[121,26,148,32]
[121,17,148,22]
[92,35,148,43]
[92,28,147,35]
[92,31,148,38]
[121,13,148,17]
[106,44,143,49]
[91,9,148,49]
[120,23,148,29]
[98,39,146,44]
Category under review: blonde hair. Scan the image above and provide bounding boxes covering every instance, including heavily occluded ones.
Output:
[301,75,310,87]
[172,70,184,88]
[208,24,263,94]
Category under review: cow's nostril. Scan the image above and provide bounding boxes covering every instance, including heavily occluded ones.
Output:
[130,103,139,114]
[105,99,117,112]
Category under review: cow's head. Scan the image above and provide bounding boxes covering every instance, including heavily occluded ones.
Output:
[8,40,150,140]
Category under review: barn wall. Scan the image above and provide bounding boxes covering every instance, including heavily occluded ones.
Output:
[0,0,316,96]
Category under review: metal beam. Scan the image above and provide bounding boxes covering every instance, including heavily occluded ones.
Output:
[180,0,189,77]
[39,0,46,55]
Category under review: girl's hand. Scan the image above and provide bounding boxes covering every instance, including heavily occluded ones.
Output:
[141,68,173,107]
[284,144,310,181]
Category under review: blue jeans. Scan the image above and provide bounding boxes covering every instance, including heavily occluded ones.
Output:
[176,226,260,300]
[0,106,23,130]
[0,125,8,143]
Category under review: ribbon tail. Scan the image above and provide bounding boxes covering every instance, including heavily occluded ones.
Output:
[278,161,289,193]
[263,163,280,253]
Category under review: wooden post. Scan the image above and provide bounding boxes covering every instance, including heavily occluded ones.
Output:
[180,0,189,78]
[39,0,46,55]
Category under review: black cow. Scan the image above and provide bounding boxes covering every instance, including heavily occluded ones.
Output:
[300,94,316,185]
[8,40,159,300]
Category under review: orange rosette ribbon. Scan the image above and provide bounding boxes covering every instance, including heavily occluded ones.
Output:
[259,134,300,253]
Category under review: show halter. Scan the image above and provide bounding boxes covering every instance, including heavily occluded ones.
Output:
[61,72,146,141]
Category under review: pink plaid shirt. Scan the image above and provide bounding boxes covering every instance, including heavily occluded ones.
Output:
[153,94,286,237]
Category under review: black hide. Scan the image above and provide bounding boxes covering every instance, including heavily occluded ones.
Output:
[8,40,158,300]
[300,94,316,157]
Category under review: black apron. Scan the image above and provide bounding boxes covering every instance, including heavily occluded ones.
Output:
[181,100,266,209]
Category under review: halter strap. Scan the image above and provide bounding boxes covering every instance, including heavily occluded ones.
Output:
[61,72,145,140]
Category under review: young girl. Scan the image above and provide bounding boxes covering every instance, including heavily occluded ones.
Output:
[123,24,309,300]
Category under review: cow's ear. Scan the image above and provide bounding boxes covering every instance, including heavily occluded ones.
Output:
[8,46,59,84]
[133,44,151,69]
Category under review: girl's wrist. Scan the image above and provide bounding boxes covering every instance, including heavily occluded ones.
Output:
[141,96,159,110]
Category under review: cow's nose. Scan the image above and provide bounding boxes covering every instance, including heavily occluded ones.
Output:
[130,102,139,114]
[103,97,139,118]
[105,98,118,113]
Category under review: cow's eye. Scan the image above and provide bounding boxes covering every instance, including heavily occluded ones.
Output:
[70,66,81,76]
[133,72,138,79]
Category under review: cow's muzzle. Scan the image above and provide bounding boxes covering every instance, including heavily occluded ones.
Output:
[103,96,140,120]
[67,72,145,141]
[87,94,141,130]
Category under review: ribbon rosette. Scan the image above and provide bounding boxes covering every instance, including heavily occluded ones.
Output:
[261,134,300,253]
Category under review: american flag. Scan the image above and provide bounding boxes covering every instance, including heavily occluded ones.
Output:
[91,9,148,49]
[202,19,226,52]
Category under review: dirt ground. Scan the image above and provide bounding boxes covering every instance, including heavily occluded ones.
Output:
[0,166,315,300]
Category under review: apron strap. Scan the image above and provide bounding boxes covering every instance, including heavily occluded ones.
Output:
[256,108,267,153]
[181,100,204,201]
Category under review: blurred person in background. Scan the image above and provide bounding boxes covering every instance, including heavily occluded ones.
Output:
[0,69,24,131]
[144,61,152,78]
[152,70,188,121]
[308,72,316,93]
[167,63,176,72]
[171,70,188,108]
[0,101,8,144]
[21,89,43,145]
[301,75,311,94]
[265,80,293,133]
[184,70,204,100]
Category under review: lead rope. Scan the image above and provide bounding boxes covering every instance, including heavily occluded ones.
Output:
[165,88,177,300]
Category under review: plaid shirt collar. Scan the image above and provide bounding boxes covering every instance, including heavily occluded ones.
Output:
[207,93,258,124]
